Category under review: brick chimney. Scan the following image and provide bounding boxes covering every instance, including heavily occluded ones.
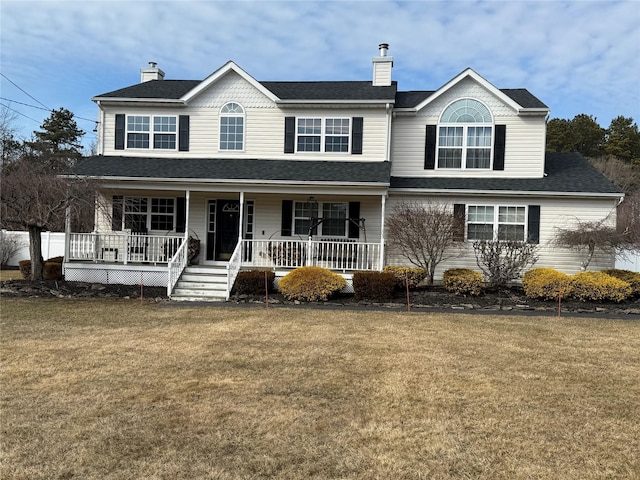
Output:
[372,43,393,86]
[140,61,165,82]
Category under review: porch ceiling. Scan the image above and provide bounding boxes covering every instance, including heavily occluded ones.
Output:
[74,156,391,186]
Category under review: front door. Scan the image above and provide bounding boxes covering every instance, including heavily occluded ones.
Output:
[206,200,240,261]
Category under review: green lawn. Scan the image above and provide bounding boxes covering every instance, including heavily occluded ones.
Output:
[1,298,639,479]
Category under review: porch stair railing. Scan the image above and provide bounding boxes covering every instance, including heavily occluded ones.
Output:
[226,241,244,300]
[167,237,189,297]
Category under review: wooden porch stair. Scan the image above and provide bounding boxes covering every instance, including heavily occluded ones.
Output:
[170,265,227,302]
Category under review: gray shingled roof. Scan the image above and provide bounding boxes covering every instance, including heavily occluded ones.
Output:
[395,89,547,109]
[73,156,391,184]
[262,81,397,101]
[95,79,398,102]
[390,152,620,194]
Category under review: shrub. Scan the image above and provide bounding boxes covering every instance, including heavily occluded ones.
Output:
[43,261,62,280]
[569,271,632,303]
[18,260,31,279]
[233,270,275,295]
[0,232,25,269]
[602,269,640,297]
[383,266,429,290]
[278,266,346,302]
[473,240,539,288]
[353,271,397,302]
[442,268,483,296]
[17,257,65,280]
[523,268,573,300]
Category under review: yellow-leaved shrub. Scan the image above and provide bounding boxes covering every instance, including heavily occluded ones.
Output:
[383,266,428,289]
[442,268,483,296]
[602,269,640,297]
[523,268,572,300]
[569,271,632,303]
[278,266,346,302]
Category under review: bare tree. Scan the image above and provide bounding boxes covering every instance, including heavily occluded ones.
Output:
[386,201,463,285]
[554,217,629,270]
[473,240,539,288]
[0,158,99,279]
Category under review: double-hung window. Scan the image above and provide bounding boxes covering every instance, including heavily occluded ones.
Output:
[467,205,526,241]
[220,102,244,150]
[292,201,347,237]
[121,196,176,232]
[297,118,350,153]
[153,116,176,149]
[438,99,493,169]
[126,115,177,150]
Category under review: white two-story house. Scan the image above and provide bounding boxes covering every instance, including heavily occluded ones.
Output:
[67,44,621,300]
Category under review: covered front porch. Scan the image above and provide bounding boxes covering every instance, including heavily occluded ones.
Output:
[64,190,387,299]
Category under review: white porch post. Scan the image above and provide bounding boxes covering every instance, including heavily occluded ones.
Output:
[238,191,245,243]
[64,206,71,265]
[379,195,386,271]
[184,190,191,241]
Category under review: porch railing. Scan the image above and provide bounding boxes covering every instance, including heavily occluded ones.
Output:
[226,241,244,299]
[68,232,185,265]
[167,237,188,296]
[241,239,382,271]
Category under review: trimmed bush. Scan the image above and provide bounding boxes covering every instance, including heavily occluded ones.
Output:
[383,266,429,290]
[18,260,31,279]
[353,271,397,302]
[523,268,572,300]
[442,268,483,296]
[569,271,632,303]
[233,270,275,295]
[17,256,65,280]
[278,266,346,302]
[602,269,640,297]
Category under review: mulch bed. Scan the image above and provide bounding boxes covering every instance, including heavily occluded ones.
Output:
[2,279,639,316]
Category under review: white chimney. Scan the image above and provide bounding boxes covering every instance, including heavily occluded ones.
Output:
[372,43,393,86]
[140,61,165,82]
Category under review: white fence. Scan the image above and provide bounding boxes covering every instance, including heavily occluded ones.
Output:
[616,250,640,272]
[1,230,66,267]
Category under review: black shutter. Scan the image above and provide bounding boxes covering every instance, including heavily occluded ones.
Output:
[281,200,293,236]
[493,124,506,171]
[348,202,361,239]
[284,117,295,153]
[424,125,436,169]
[351,117,363,155]
[176,197,186,233]
[453,203,465,241]
[115,114,125,150]
[178,115,189,152]
[112,196,123,231]
[527,205,540,244]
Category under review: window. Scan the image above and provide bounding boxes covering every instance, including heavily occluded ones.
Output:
[121,196,175,232]
[292,201,347,237]
[467,205,526,241]
[127,116,149,149]
[321,203,347,236]
[297,118,350,153]
[437,99,492,169]
[220,102,244,150]
[153,116,176,149]
[126,115,177,149]
[151,198,175,230]
[294,201,319,235]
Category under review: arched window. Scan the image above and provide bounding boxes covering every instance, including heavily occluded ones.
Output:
[220,102,244,151]
[438,98,493,169]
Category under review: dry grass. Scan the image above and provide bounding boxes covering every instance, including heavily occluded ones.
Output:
[1,298,638,479]
[0,270,22,281]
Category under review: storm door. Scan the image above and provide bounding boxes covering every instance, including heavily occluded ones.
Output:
[206,200,240,261]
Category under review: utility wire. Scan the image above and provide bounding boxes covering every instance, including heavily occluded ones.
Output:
[1,72,50,110]
[0,102,42,124]
[1,96,97,124]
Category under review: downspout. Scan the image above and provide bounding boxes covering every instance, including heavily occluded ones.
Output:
[379,194,386,271]
[238,191,245,244]
[386,103,392,163]
[96,101,104,155]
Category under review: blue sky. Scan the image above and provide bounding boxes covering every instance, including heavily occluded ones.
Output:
[1,0,639,152]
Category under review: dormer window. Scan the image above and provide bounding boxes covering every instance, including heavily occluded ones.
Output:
[220,102,244,151]
[437,99,493,169]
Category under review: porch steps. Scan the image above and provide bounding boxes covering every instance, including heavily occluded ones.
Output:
[170,265,228,302]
